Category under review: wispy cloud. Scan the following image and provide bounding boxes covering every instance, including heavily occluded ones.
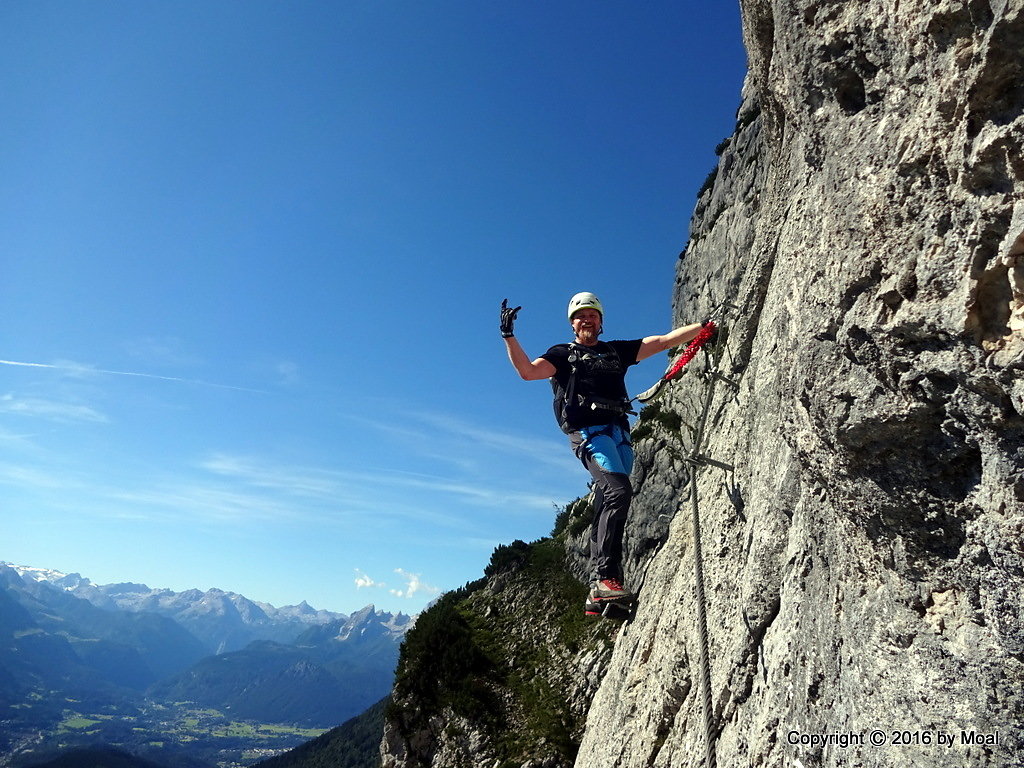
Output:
[410,410,571,463]
[353,567,439,599]
[0,358,264,394]
[0,398,573,533]
[0,426,39,443]
[122,336,200,368]
[344,405,579,476]
[0,393,107,423]
[354,568,386,589]
[201,453,345,500]
[389,568,439,599]
[202,452,560,514]
[379,468,562,510]
[0,461,70,490]
[107,484,309,524]
[0,454,333,526]
[195,454,480,530]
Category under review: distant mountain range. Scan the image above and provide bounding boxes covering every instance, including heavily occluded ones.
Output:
[0,562,413,765]
[0,564,211,704]
[6,563,356,654]
[148,606,411,726]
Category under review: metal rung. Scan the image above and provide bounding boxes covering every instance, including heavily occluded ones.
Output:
[686,454,734,472]
[712,372,739,388]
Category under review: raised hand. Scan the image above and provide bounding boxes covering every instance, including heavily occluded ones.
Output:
[500,299,522,338]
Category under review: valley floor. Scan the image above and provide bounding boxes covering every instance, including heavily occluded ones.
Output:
[2,697,326,768]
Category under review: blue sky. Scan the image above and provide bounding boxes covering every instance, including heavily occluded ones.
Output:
[1,1,746,616]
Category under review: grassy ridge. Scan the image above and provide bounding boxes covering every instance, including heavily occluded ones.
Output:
[387,534,618,768]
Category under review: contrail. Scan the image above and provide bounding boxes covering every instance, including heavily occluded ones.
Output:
[0,358,265,394]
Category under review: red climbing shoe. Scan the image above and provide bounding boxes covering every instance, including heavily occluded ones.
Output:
[590,578,632,601]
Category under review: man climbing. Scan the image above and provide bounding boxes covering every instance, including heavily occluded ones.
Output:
[501,292,708,612]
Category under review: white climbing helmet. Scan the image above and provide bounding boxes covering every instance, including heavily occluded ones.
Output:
[567,292,604,322]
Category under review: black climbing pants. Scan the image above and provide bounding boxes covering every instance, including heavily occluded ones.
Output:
[570,424,634,582]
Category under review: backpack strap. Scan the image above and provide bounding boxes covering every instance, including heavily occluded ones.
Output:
[556,344,582,432]
[556,343,632,432]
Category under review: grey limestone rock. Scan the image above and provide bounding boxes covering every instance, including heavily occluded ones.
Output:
[579,1,1024,767]
[379,1,1023,766]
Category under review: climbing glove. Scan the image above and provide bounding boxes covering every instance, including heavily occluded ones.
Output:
[500,299,521,338]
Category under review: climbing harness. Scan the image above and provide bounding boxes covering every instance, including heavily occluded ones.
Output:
[553,343,634,432]
[584,394,636,416]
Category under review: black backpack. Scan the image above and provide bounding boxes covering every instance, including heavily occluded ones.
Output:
[551,343,632,432]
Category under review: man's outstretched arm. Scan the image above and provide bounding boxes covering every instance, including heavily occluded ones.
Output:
[505,336,556,380]
[500,299,556,380]
[636,322,706,362]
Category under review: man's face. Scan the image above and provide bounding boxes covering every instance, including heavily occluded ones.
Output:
[571,309,602,337]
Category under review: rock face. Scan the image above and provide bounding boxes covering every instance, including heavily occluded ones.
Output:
[580,1,1023,767]
[379,2,1023,767]
[381,539,619,768]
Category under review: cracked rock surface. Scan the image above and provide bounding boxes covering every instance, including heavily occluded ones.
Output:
[578,1,1023,766]
[378,2,1023,767]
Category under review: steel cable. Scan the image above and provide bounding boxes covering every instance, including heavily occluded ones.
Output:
[683,307,734,768]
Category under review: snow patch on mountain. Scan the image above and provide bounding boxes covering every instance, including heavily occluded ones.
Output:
[2,562,409,653]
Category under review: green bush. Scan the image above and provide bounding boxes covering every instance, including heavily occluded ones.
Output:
[390,581,498,729]
[697,164,719,197]
[632,402,683,443]
[551,497,593,539]
[386,536,619,766]
[550,504,570,538]
[484,540,531,577]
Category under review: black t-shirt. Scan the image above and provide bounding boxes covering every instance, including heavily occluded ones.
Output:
[541,339,643,431]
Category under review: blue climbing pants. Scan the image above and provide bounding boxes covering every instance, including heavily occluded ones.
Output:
[570,424,634,582]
